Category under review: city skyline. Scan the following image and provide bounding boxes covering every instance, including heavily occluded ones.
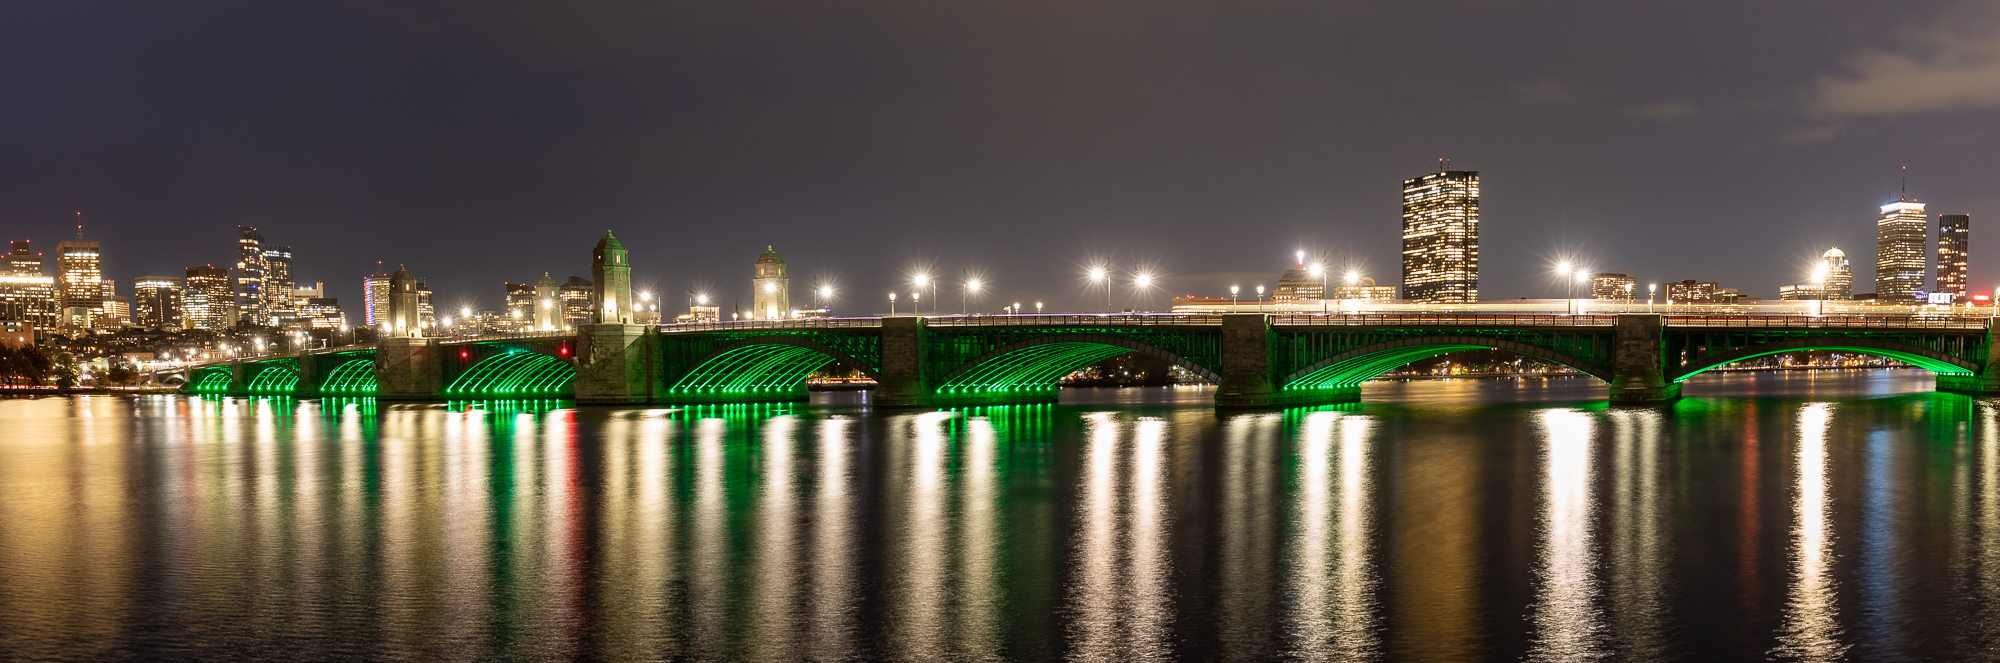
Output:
[4,1,1998,313]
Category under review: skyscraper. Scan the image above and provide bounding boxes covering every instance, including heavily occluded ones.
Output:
[1876,199,1928,304]
[1590,273,1637,301]
[1938,213,1970,303]
[235,226,268,324]
[1820,247,1853,300]
[4,240,41,275]
[134,276,184,329]
[363,271,392,328]
[55,235,102,329]
[183,265,234,330]
[751,245,790,320]
[1401,167,1480,303]
[264,245,295,322]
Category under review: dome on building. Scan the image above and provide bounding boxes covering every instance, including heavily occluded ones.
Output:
[595,230,624,251]
[1823,247,1845,259]
[756,245,784,265]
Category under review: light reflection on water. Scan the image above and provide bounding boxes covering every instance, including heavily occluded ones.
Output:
[2,371,2000,660]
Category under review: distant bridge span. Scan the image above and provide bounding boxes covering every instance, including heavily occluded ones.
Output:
[171,312,1999,407]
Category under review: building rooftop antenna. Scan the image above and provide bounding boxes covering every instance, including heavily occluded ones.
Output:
[74,211,83,240]
[1900,164,1909,202]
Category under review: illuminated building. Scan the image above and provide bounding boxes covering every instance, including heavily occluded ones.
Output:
[134,275,184,329]
[1876,198,1927,304]
[559,276,592,329]
[1332,276,1398,302]
[1401,166,1480,303]
[677,305,721,323]
[235,226,268,324]
[1665,280,1717,304]
[0,241,58,329]
[263,245,295,322]
[416,280,435,331]
[297,297,347,330]
[1270,258,1325,303]
[55,236,103,327]
[1589,273,1637,301]
[386,265,420,337]
[1778,284,1820,301]
[363,272,391,328]
[99,293,130,329]
[751,245,790,320]
[504,281,535,321]
[1820,247,1852,300]
[0,320,31,349]
[1938,213,1970,303]
[183,265,234,330]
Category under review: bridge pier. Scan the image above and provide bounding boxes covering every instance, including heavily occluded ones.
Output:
[1938,326,2000,397]
[374,337,442,401]
[227,360,251,397]
[1216,314,1359,408]
[575,324,652,404]
[294,352,322,398]
[1608,313,1680,404]
[873,317,934,407]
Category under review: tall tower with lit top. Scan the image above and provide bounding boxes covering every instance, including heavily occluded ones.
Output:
[1401,162,1480,303]
[752,246,789,320]
[1875,168,1926,304]
[387,265,421,337]
[533,273,560,331]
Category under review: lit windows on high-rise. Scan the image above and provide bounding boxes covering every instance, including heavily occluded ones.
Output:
[1875,190,1927,304]
[235,226,268,324]
[1401,168,1480,303]
[183,265,234,330]
[1938,213,1970,303]
[134,276,184,329]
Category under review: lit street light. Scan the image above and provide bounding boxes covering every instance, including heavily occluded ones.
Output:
[1131,271,1155,312]
[1256,284,1266,311]
[1230,284,1240,308]
[889,292,897,317]
[1087,266,1111,312]
[963,278,982,315]
[1307,262,1327,314]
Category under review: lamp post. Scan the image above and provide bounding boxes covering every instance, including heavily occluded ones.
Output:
[1256,284,1266,312]
[1343,270,1359,313]
[1132,271,1155,312]
[911,291,921,316]
[1647,283,1658,311]
[1230,284,1240,309]
[1811,266,1829,317]
[1555,260,1575,314]
[913,272,933,314]
[1035,301,1043,314]
[817,285,834,314]
[889,292,897,317]
[1308,262,1327,314]
[963,278,982,315]
[1088,266,1110,312]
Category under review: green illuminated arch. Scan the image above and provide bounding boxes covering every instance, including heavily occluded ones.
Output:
[320,358,378,395]
[934,336,1221,395]
[667,339,877,400]
[446,350,576,397]
[245,364,301,394]
[188,369,234,394]
[1283,337,1613,392]
[1672,340,1976,383]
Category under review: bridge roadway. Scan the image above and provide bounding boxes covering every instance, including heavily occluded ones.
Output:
[175,312,2000,408]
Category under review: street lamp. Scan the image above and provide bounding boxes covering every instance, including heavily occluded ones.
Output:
[911,290,921,316]
[1810,265,1829,317]
[913,272,933,314]
[1132,271,1155,312]
[1087,266,1110,312]
[889,292,897,316]
[1035,301,1043,314]
[817,285,834,311]
[1307,262,1327,314]
[1648,283,1658,311]
[963,278,982,315]
[1230,284,1240,308]
[1256,284,1266,311]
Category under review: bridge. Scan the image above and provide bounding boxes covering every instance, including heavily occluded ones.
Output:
[172,312,2000,407]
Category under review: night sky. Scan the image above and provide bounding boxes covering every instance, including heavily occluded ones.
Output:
[5,1,1998,315]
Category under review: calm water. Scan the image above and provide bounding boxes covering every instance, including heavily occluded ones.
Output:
[2,370,1997,661]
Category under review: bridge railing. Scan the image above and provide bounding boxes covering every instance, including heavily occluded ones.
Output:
[1664,314,1993,330]
[1271,313,1620,327]
[438,331,576,343]
[657,317,886,333]
[921,313,1225,327]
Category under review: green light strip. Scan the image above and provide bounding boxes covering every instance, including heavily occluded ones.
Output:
[669,344,836,394]
[1285,344,1489,390]
[937,342,1133,393]
[189,370,234,394]
[1674,345,1974,383]
[321,358,379,394]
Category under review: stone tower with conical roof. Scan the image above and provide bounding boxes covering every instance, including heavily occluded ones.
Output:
[387,265,421,337]
[592,231,632,324]
[533,272,561,331]
[752,245,789,320]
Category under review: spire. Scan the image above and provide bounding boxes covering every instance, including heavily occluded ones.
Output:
[74,211,83,240]
[1900,164,1909,202]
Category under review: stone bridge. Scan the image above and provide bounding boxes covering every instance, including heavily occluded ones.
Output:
[175,312,2000,407]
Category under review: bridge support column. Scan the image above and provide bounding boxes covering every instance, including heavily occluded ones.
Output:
[294,353,321,398]
[1609,313,1681,404]
[374,338,441,401]
[1214,314,1356,408]
[1938,326,2000,396]
[228,360,251,397]
[873,317,933,407]
[575,324,652,404]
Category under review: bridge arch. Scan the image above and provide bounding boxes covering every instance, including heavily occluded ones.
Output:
[245,362,303,394]
[446,350,578,398]
[666,336,880,400]
[1671,338,1977,383]
[320,357,379,395]
[187,366,234,394]
[934,334,1222,396]
[1281,335,1615,391]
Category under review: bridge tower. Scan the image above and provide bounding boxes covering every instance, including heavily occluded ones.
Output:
[752,246,789,320]
[386,265,421,338]
[592,231,632,324]
[533,273,561,331]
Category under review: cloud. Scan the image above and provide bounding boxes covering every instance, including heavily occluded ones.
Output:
[1630,102,1697,120]
[1805,4,2000,117]
[1509,78,1574,105]
[1781,123,1845,146]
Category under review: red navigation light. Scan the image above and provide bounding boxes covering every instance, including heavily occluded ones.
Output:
[559,346,571,357]
[459,349,470,360]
